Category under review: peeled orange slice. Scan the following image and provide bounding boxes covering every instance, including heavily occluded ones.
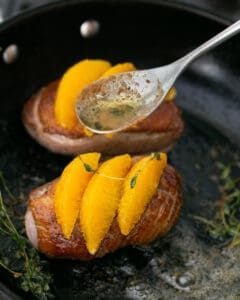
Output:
[54,59,111,129]
[118,153,167,236]
[101,62,136,78]
[54,152,101,239]
[80,154,132,254]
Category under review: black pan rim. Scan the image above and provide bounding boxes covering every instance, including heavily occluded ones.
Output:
[0,0,231,35]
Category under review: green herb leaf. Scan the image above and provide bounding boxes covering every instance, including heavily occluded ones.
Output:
[0,174,53,299]
[84,163,95,172]
[109,107,124,116]
[78,156,95,173]
[130,175,138,189]
[151,152,161,160]
[195,162,240,247]
[109,105,134,117]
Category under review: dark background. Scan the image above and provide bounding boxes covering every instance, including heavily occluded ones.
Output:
[0,0,240,22]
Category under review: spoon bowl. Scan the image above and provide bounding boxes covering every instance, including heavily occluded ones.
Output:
[76,70,164,133]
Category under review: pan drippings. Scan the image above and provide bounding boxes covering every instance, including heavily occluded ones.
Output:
[76,73,144,131]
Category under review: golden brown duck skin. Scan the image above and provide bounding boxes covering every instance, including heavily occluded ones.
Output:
[22,81,184,155]
[25,165,182,260]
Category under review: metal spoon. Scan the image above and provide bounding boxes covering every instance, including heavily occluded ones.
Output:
[76,19,240,134]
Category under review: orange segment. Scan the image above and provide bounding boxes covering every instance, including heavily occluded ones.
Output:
[118,153,167,236]
[54,152,101,239]
[101,62,136,78]
[165,87,176,102]
[54,59,111,129]
[83,127,94,137]
[80,154,132,254]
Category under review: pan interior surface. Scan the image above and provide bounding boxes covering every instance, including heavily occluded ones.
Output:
[0,1,239,299]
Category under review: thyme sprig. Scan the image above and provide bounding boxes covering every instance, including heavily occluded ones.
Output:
[0,175,53,299]
[194,162,240,247]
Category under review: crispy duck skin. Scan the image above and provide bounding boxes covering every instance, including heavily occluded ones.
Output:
[25,165,182,260]
[22,81,184,155]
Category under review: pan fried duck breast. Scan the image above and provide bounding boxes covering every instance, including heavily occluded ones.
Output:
[22,59,184,155]
[25,152,182,260]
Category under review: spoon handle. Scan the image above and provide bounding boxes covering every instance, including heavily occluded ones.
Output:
[179,19,240,66]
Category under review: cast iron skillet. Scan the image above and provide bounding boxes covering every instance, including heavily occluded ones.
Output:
[0,1,240,299]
